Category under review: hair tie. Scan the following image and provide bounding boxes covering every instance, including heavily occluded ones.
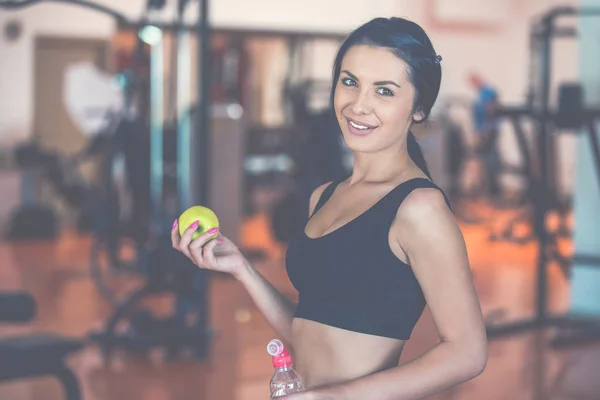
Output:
[434,55,442,64]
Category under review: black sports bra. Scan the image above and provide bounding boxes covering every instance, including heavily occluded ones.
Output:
[285,177,450,340]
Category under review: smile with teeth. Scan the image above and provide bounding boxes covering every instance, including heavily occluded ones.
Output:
[349,120,370,130]
[347,117,378,135]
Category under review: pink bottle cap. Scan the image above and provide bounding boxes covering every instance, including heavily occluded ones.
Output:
[267,339,293,368]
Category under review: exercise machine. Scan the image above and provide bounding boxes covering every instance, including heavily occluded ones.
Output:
[1,0,215,360]
[487,106,539,246]
[486,6,600,346]
[436,97,491,225]
[0,292,84,400]
[91,0,215,360]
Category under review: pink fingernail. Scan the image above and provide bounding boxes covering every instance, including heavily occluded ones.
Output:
[172,219,178,229]
[208,227,220,234]
[190,220,199,229]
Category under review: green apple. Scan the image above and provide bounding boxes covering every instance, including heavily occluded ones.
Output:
[178,205,220,240]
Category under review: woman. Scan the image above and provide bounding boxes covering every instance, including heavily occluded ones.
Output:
[172,17,487,399]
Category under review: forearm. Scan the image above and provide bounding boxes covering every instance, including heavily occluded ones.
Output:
[311,341,486,400]
[237,263,297,342]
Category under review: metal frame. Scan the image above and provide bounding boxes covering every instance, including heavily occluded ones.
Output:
[486,7,600,344]
[191,0,210,358]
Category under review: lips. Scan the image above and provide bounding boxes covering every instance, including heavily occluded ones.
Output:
[346,117,378,136]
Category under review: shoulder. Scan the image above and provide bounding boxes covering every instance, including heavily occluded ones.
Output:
[390,186,464,258]
[393,187,455,236]
[308,181,333,217]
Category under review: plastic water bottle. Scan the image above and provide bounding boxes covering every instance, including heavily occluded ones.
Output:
[267,339,305,398]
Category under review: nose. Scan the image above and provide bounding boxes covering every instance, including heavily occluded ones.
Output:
[350,89,372,115]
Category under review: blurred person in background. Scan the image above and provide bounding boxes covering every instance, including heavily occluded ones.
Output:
[173,17,487,400]
[468,72,502,198]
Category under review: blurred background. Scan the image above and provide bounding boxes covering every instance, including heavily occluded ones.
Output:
[1,0,600,399]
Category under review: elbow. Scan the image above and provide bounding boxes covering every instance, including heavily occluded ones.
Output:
[462,341,488,379]
[447,336,487,381]
[467,349,488,378]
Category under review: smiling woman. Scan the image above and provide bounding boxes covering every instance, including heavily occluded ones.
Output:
[330,19,442,183]
[335,48,419,143]
[172,17,487,400]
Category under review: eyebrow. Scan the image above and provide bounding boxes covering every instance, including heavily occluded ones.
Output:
[341,70,401,88]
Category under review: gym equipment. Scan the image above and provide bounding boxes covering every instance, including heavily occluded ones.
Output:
[486,6,600,346]
[487,107,538,245]
[0,293,36,322]
[88,117,152,304]
[489,105,573,248]
[7,143,86,240]
[435,97,489,225]
[7,129,117,231]
[89,0,245,361]
[0,0,214,360]
[90,0,249,359]
[90,0,214,360]
[7,105,153,303]
[0,0,349,362]
[0,292,85,400]
[90,235,210,360]
[434,95,539,230]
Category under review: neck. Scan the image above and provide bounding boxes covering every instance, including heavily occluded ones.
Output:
[348,142,412,185]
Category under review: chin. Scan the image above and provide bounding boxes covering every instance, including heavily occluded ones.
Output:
[342,133,378,153]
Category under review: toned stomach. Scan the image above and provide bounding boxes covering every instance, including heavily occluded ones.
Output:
[291,318,405,389]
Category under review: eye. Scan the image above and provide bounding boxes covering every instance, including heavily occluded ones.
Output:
[341,77,357,87]
[376,87,394,96]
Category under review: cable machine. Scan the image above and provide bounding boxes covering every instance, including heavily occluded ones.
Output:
[486,7,600,347]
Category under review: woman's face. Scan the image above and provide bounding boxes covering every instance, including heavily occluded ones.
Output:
[333,45,422,154]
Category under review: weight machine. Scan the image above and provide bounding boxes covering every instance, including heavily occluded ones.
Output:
[487,103,571,249]
[487,106,537,244]
[1,0,215,360]
[0,292,84,400]
[0,0,351,365]
[486,6,600,346]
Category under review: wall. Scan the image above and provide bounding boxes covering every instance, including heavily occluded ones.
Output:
[211,0,397,31]
[0,2,118,146]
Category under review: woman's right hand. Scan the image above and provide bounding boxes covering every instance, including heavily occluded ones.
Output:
[171,220,250,280]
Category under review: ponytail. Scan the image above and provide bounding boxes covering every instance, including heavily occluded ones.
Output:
[407,131,432,180]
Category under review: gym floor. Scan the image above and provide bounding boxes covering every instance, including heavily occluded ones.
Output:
[0,206,599,400]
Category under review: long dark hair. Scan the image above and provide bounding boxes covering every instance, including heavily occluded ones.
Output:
[330,17,442,180]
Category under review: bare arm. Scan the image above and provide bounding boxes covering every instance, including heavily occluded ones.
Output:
[174,183,330,343]
[289,188,487,400]
[235,262,297,341]
[238,182,331,341]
